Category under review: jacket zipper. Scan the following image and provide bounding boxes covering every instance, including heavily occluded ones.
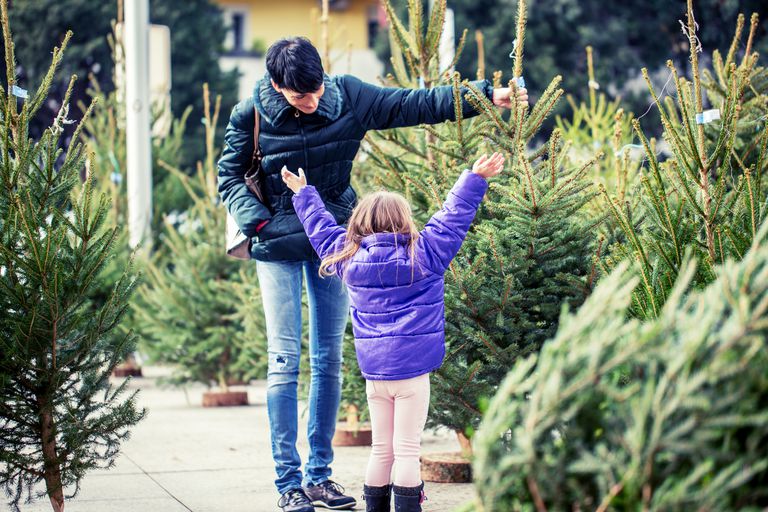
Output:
[295,109,309,172]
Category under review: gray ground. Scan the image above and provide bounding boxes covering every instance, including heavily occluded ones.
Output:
[16,367,476,512]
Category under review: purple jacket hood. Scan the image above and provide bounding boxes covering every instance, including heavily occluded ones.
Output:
[292,170,488,380]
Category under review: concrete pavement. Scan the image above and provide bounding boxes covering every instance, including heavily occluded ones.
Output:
[16,367,476,512]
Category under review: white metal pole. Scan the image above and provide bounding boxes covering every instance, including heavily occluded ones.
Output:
[439,7,455,72]
[124,0,153,249]
[149,24,172,138]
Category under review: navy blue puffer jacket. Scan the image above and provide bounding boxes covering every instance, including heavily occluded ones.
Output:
[217,73,493,261]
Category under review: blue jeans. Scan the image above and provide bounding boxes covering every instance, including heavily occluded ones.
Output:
[256,259,349,495]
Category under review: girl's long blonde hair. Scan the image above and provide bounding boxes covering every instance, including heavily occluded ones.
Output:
[319,191,420,278]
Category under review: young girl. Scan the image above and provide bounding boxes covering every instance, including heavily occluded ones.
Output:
[282,153,504,512]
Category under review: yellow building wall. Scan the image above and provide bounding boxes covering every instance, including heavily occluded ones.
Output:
[217,0,376,51]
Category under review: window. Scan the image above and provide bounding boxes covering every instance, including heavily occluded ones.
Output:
[232,12,244,52]
[327,0,351,11]
[367,5,381,49]
[223,8,248,54]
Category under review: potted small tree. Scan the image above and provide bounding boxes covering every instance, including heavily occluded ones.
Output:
[134,85,267,407]
[79,17,193,379]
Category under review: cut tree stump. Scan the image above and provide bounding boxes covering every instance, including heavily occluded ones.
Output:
[202,391,249,407]
[112,364,143,378]
[420,452,472,483]
[112,353,143,378]
[332,422,373,446]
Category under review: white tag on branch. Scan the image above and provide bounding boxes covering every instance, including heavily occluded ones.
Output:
[513,76,525,88]
[508,38,518,60]
[51,103,75,135]
[679,18,703,53]
[11,85,28,99]
[695,109,720,125]
[588,80,600,90]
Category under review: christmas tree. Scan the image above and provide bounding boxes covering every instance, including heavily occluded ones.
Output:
[81,71,191,350]
[601,2,768,319]
[703,12,768,174]
[78,16,194,376]
[473,222,768,511]
[81,77,192,236]
[472,5,768,507]
[78,13,195,240]
[367,0,602,449]
[554,45,648,306]
[133,85,267,394]
[0,2,144,510]
[555,46,641,205]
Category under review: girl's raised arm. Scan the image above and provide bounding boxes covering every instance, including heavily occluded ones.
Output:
[419,153,503,273]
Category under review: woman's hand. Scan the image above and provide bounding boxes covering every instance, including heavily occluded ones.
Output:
[492,87,529,109]
[472,152,505,179]
[281,166,307,193]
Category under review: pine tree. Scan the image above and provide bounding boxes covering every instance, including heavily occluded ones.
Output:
[472,222,768,511]
[81,74,190,343]
[78,19,194,376]
[601,3,768,320]
[555,46,641,204]
[0,0,238,167]
[366,0,602,448]
[469,4,768,508]
[78,16,193,240]
[377,0,768,128]
[133,85,267,392]
[702,12,768,239]
[0,2,144,510]
[80,91,190,320]
[703,12,768,173]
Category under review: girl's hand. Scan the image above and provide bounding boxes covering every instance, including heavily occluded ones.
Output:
[492,87,529,109]
[281,166,307,193]
[472,152,505,179]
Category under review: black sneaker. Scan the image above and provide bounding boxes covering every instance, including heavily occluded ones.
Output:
[278,488,315,512]
[304,480,357,510]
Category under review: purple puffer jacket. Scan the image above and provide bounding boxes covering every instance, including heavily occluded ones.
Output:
[292,170,488,380]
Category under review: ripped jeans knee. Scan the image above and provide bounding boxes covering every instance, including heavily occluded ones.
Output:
[267,351,300,388]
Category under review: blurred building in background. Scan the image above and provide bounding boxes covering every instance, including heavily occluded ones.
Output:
[215,0,385,100]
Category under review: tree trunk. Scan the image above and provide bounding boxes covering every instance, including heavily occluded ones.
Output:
[345,404,359,428]
[333,404,372,446]
[456,430,473,458]
[38,398,64,512]
[218,345,231,393]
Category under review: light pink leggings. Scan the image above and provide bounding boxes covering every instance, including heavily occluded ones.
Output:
[365,374,430,487]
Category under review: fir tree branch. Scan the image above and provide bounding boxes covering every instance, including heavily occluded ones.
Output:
[445,29,468,74]
[423,0,446,65]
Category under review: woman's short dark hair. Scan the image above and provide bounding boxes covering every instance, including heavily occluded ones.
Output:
[266,37,324,93]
